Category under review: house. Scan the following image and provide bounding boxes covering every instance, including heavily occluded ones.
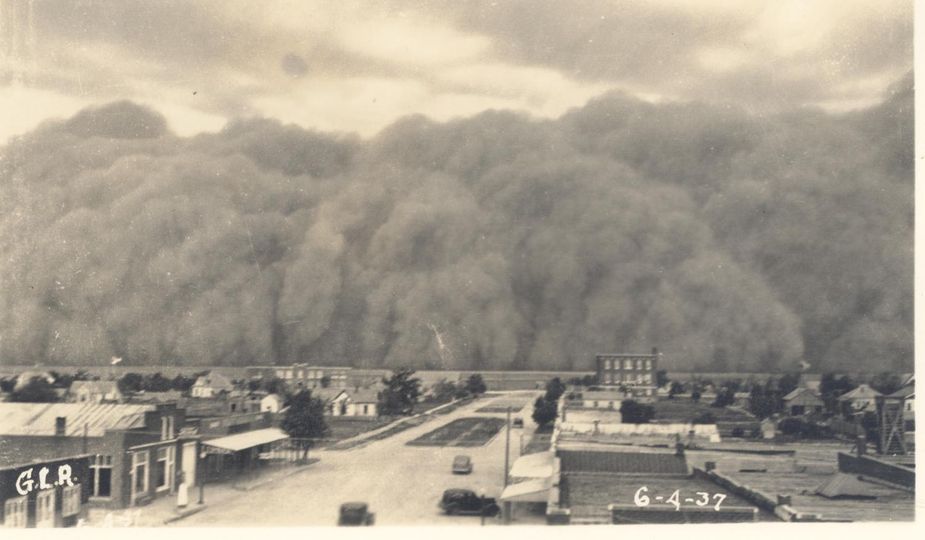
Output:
[838,384,881,415]
[732,392,751,409]
[67,380,123,404]
[190,372,234,398]
[260,393,283,413]
[578,390,624,411]
[345,388,379,417]
[782,387,824,416]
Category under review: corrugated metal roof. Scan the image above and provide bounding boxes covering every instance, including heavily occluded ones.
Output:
[0,403,154,436]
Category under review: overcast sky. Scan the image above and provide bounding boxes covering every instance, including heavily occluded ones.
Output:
[0,0,913,143]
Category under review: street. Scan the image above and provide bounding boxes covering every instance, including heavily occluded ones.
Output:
[173,392,539,526]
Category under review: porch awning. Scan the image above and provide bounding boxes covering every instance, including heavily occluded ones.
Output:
[500,477,552,503]
[510,451,554,479]
[203,428,289,452]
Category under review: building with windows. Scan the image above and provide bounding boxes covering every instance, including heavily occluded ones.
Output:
[246,364,352,390]
[0,402,197,510]
[190,372,235,398]
[594,348,660,397]
[1,455,91,528]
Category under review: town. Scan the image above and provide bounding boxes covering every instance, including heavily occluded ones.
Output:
[0,351,914,527]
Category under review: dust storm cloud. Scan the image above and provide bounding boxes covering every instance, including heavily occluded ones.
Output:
[0,74,912,372]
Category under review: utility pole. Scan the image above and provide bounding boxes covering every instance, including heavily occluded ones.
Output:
[504,407,511,488]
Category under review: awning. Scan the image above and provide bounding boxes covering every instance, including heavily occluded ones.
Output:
[510,451,554,479]
[500,477,552,503]
[203,428,289,452]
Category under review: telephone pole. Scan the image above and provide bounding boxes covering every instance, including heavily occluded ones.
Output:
[504,406,511,487]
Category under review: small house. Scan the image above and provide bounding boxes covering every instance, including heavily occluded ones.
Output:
[837,384,881,415]
[346,388,379,417]
[190,372,234,398]
[67,380,123,404]
[260,393,283,413]
[782,387,824,416]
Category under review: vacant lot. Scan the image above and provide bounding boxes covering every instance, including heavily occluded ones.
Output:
[476,397,530,413]
[408,417,506,447]
[652,399,754,422]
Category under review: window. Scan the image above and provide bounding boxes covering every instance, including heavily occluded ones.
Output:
[624,360,632,370]
[35,489,55,527]
[645,359,652,370]
[155,446,174,492]
[643,373,651,384]
[275,370,284,378]
[3,496,27,528]
[606,373,613,384]
[161,416,174,440]
[636,359,643,370]
[605,359,613,370]
[90,454,113,498]
[62,484,81,517]
[593,401,599,408]
[133,450,149,495]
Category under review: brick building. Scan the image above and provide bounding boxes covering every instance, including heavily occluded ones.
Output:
[1,454,92,528]
[594,348,660,397]
[246,364,352,390]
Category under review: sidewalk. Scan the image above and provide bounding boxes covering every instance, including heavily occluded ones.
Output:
[82,461,318,527]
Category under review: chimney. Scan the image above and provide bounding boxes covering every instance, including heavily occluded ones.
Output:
[55,416,67,436]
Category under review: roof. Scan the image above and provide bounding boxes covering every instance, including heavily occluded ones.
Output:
[500,477,552,503]
[510,451,555,479]
[581,390,626,401]
[70,380,120,394]
[0,403,153,436]
[129,390,182,403]
[312,388,347,402]
[815,473,885,499]
[783,387,821,402]
[203,428,289,452]
[349,387,379,403]
[887,385,914,399]
[559,449,689,475]
[837,384,881,401]
[194,371,234,390]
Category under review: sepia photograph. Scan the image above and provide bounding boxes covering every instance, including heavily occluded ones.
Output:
[0,0,917,531]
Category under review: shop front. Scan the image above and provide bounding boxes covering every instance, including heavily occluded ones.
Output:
[1,455,91,528]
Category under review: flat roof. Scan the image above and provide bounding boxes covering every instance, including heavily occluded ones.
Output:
[203,428,289,452]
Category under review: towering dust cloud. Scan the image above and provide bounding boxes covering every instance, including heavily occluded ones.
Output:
[0,74,912,372]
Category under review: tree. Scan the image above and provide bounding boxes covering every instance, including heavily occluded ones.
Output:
[620,400,655,424]
[545,377,566,402]
[465,374,487,396]
[280,390,329,461]
[431,379,458,402]
[820,373,856,413]
[691,388,701,402]
[379,367,422,415]
[668,381,684,399]
[49,371,74,389]
[10,377,60,403]
[532,396,557,428]
[320,375,332,389]
[117,372,144,394]
[171,374,196,393]
[777,373,801,396]
[0,377,15,393]
[711,387,735,408]
[655,370,669,389]
[869,372,902,395]
[143,372,173,392]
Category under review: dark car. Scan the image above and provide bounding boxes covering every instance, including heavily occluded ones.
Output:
[452,455,473,474]
[439,489,500,517]
[338,502,375,526]
[512,417,524,428]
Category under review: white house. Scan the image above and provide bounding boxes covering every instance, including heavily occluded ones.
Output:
[67,380,122,403]
[838,384,881,414]
[345,388,379,417]
[191,372,234,398]
[260,393,283,413]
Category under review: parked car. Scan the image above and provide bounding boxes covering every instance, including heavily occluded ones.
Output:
[452,455,473,474]
[338,502,375,526]
[439,489,500,516]
[512,417,524,428]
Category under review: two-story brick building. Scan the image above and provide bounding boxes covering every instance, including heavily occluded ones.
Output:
[594,348,660,397]
[246,364,352,390]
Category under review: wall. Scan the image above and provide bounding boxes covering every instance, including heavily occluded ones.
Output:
[0,455,91,527]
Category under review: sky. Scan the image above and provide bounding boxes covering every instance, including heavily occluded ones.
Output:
[0,0,914,143]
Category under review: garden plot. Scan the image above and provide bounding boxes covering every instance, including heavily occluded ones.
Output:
[407,417,507,447]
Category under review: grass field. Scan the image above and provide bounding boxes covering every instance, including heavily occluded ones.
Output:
[475,397,530,413]
[407,417,506,447]
[652,399,755,422]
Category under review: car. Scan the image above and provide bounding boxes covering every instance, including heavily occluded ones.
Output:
[337,502,375,526]
[512,417,524,428]
[439,489,500,517]
[452,455,473,474]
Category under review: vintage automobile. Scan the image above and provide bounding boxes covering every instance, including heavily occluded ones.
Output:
[337,502,375,526]
[438,489,500,517]
[451,455,473,474]
[512,417,524,428]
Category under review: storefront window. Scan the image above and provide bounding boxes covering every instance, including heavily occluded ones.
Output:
[3,496,27,528]
[90,454,113,498]
[35,489,55,527]
[133,450,149,495]
[155,447,174,492]
[62,485,81,517]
